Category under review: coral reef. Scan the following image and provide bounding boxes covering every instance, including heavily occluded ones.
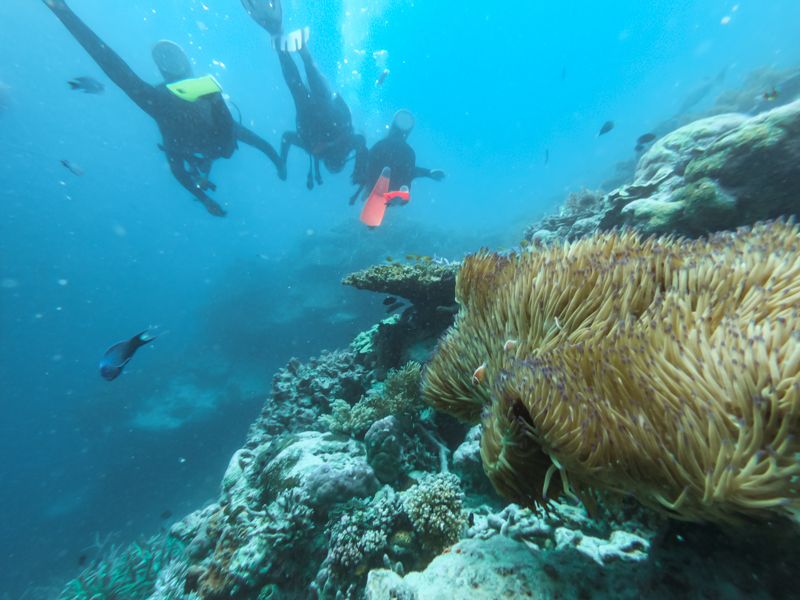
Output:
[366,500,800,599]
[402,473,465,554]
[342,261,458,311]
[343,261,460,367]
[525,94,800,245]
[600,100,800,236]
[249,347,371,443]
[313,488,405,597]
[423,221,800,524]
[59,534,186,600]
[713,64,800,116]
[320,361,424,437]
[524,188,606,244]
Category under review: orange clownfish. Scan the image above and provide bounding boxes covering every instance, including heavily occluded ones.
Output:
[472,362,487,385]
[503,339,518,352]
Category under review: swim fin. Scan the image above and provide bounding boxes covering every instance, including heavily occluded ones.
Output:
[360,167,391,227]
[241,0,283,36]
[273,27,310,53]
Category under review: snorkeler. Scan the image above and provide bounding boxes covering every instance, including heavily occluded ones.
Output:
[351,109,445,206]
[43,0,286,217]
[241,0,367,190]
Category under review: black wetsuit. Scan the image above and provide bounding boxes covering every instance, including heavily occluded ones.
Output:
[350,132,434,203]
[277,46,366,188]
[47,2,283,216]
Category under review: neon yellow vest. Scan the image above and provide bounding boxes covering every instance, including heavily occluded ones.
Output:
[166,75,222,102]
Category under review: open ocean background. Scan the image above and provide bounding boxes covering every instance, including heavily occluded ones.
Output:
[2,0,799,595]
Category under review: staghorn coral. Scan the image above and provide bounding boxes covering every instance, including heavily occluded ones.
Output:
[59,533,186,600]
[423,220,800,524]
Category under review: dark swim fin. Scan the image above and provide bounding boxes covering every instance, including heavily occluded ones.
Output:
[241,0,283,36]
[360,167,391,227]
[200,196,227,217]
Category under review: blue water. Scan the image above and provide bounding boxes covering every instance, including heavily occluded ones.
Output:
[2,0,799,596]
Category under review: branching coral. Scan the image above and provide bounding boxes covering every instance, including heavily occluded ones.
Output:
[422,220,800,524]
[402,473,465,551]
[59,533,186,600]
[321,362,423,436]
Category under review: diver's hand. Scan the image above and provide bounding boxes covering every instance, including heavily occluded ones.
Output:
[430,169,446,181]
[200,197,227,217]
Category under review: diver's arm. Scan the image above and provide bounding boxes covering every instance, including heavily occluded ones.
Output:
[350,134,368,185]
[235,123,286,180]
[413,166,446,181]
[44,0,157,114]
[166,154,226,217]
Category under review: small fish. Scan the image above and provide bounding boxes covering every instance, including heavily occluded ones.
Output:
[404,254,418,261]
[598,121,615,136]
[77,554,87,567]
[636,133,656,145]
[763,87,779,101]
[503,339,518,352]
[386,301,404,313]
[468,512,475,526]
[420,256,432,263]
[520,239,530,248]
[160,510,173,520]
[99,329,159,381]
[382,296,398,306]
[472,362,487,385]
[544,149,549,165]
[67,76,104,94]
[386,256,394,262]
[60,159,84,176]
[375,68,390,86]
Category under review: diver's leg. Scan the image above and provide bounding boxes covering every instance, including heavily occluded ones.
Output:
[299,46,332,100]
[280,131,305,165]
[167,154,225,217]
[314,156,323,185]
[277,51,310,108]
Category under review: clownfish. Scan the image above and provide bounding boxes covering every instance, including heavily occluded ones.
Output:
[472,362,487,385]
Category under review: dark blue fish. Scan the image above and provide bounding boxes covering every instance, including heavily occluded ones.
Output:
[598,121,615,136]
[99,329,159,381]
[637,133,656,145]
[60,159,84,176]
[68,76,104,94]
[385,301,405,314]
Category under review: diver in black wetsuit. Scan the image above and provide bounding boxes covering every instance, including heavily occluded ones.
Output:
[241,0,367,190]
[44,0,286,217]
[350,109,445,204]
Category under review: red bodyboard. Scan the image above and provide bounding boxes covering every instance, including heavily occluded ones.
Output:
[360,167,391,227]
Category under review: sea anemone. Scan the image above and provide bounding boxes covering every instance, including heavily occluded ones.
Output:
[423,220,800,524]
